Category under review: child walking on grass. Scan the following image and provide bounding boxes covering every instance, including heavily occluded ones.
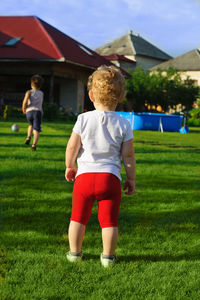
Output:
[22,74,44,151]
[65,65,136,267]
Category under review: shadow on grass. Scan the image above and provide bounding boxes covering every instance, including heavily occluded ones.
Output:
[1,159,199,192]
[189,129,200,133]
[0,132,70,139]
[0,155,64,162]
[118,252,200,262]
[41,134,70,139]
[135,139,199,148]
[0,144,27,149]
[136,158,200,166]
[59,251,200,262]
[39,145,66,150]
[1,205,200,234]
[0,132,25,137]
[135,148,200,154]
[135,140,200,152]
[124,174,200,191]
[0,143,65,149]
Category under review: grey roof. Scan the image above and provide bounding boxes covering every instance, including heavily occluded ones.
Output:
[150,49,200,71]
[95,31,172,61]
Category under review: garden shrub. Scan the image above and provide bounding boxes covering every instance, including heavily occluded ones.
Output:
[187,99,200,126]
[43,103,60,120]
[3,105,22,119]
[188,107,200,126]
[43,103,77,122]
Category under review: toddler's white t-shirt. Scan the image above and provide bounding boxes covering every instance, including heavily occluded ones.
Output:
[73,110,133,180]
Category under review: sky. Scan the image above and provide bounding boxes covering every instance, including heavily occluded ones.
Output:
[1,0,200,58]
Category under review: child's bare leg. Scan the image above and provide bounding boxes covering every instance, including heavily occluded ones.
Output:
[68,220,86,253]
[102,227,118,256]
[27,125,33,138]
[33,130,40,145]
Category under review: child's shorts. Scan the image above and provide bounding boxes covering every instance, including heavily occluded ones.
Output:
[26,110,42,132]
[71,173,121,228]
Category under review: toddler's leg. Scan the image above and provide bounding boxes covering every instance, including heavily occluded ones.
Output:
[27,125,33,138]
[33,129,40,145]
[25,125,33,145]
[68,220,86,253]
[32,111,42,147]
[102,227,118,256]
[97,174,121,258]
[69,174,95,253]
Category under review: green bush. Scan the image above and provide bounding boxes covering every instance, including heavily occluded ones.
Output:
[189,107,200,118]
[43,103,77,122]
[126,67,200,112]
[3,103,78,122]
[3,105,22,119]
[43,103,60,120]
[187,118,200,126]
[187,107,200,126]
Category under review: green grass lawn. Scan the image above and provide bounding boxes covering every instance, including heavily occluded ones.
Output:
[0,119,200,300]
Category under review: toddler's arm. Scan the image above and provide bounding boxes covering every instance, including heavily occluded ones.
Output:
[121,139,136,195]
[22,90,31,114]
[65,132,81,181]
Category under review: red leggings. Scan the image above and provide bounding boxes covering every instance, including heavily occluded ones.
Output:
[71,173,121,228]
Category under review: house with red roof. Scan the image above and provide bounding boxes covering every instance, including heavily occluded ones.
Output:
[0,16,113,112]
[96,30,172,72]
[103,54,136,71]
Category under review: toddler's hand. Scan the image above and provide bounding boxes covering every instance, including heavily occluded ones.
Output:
[65,167,77,182]
[123,179,135,195]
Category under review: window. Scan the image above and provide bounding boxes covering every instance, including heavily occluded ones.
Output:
[3,37,22,47]
[78,44,93,56]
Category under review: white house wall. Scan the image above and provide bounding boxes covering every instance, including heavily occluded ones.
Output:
[122,54,167,71]
[120,61,136,71]
[136,55,165,71]
[180,71,200,86]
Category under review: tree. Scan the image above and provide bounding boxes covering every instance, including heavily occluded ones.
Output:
[126,67,199,112]
[126,67,150,111]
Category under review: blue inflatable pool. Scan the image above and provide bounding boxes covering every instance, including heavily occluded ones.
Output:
[116,112,184,132]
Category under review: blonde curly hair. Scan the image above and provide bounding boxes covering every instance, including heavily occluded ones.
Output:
[87,65,126,106]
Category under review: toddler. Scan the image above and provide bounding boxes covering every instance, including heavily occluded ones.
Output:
[22,74,44,151]
[65,65,136,267]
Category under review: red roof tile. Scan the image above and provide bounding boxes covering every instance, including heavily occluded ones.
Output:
[0,16,111,68]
